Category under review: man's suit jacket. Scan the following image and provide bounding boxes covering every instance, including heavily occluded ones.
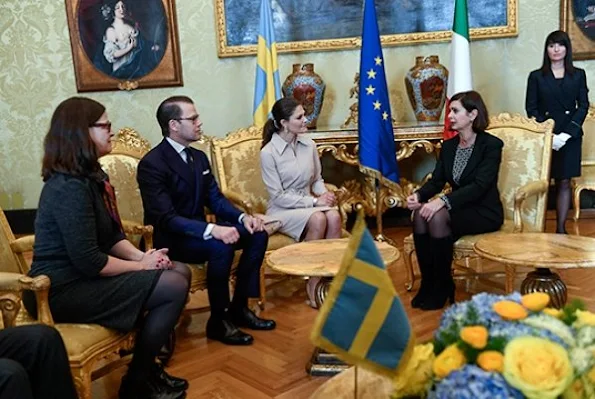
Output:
[137,139,242,249]
[525,68,589,137]
[416,131,504,228]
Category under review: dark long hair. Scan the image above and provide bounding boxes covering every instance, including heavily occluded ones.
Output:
[540,30,575,75]
[261,97,300,149]
[450,91,489,132]
[41,97,106,182]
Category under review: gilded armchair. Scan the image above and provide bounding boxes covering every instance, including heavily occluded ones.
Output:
[403,113,554,294]
[0,206,135,399]
[211,125,348,308]
[573,106,595,221]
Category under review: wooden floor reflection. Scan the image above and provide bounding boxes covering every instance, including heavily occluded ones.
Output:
[93,215,595,398]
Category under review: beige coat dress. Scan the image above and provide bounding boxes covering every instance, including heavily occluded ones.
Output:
[260,134,335,241]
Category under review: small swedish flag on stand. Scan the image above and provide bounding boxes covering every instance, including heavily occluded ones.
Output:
[310,213,414,378]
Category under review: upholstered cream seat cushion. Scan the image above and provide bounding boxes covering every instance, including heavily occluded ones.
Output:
[54,324,130,361]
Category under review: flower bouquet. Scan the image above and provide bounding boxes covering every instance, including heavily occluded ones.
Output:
[392,292,595,399]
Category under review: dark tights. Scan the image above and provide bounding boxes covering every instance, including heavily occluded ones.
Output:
[412,208,452,238]
[556,179,571,234]
[128,263,190,377]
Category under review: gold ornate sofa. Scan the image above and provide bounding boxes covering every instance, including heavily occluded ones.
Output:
[0,206,135,399]
[573,106,595,221]
[403,113,554,294]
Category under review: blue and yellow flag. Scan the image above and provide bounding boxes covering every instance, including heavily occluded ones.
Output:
[253,0,281,127]
[310,213,414,378]
[358,0,399,189]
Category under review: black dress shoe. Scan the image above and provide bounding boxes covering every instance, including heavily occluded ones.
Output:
[152,362,189,392]
[119,373,187,399]
[206,317,254,345]
[229,306,276,330]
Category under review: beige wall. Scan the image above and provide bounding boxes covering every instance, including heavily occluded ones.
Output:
[0,0,593,209]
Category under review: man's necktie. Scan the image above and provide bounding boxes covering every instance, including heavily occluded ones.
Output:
[184,147,194,170]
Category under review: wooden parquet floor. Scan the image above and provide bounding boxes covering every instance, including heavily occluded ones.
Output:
[93,216,595,399]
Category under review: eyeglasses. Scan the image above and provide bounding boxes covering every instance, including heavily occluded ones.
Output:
[174,115,200,123]
[91,122,112,131]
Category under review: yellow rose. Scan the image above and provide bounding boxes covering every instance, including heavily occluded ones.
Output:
[493,301,528,320]
[477,350,504,373]
[575,310,595,328]
[521,292,550,311]
[433,344,466,379]
[587,365,595,383]
[543,307,563,319]
[393,343,435,398]
[503,336,573,399]
[460,326,488,349]
[562,378,585,399]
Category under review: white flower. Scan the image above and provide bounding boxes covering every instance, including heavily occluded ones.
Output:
[521,314,576,347]
[576,326,595,348]
[569,347,595,376]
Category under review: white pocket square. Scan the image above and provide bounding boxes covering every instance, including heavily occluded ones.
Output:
[202,169,210,175]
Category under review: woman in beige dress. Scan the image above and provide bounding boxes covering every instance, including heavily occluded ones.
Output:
[260,98,342,307]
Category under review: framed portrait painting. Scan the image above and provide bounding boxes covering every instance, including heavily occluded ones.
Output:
[215,0,518,57]
[561,0,595,60]
[65,0,183,92]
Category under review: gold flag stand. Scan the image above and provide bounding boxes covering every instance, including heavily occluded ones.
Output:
[373,179,397,247]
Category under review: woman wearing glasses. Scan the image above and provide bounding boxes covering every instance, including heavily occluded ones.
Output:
[24,97,189,399]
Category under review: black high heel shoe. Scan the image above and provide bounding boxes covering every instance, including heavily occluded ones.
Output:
[420,285,455,311]
[411,284,430,308]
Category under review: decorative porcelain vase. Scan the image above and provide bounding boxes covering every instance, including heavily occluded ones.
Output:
[282,63,326,129]
[404,55,449,121]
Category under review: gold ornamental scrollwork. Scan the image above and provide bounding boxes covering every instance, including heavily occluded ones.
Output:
[317,144,359,166]
[0,292,21,329]
[397,140,441,160]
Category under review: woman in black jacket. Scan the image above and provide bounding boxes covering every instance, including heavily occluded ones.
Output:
[526,30,589,234]
[406,91,504,310]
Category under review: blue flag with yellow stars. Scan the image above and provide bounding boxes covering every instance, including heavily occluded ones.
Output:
[310,212,414,378]
[358,0,399,189]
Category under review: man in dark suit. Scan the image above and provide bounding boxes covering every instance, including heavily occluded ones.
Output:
[137,96,275,346]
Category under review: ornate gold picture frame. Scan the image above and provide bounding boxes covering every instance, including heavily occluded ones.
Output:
[65,0,183,92]
[560,0,595,60]
[215,0,518,58]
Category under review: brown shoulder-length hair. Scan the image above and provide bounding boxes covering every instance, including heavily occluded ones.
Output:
[41,97,106,182]
[450,90,489,132]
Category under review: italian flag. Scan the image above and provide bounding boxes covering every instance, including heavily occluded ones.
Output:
[444,0,473,139]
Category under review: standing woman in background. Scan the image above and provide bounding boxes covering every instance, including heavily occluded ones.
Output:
[526,30,589,234]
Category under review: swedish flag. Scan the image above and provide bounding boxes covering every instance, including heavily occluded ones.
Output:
[253,0,281,127]
[358,0,399,189]
[310,214,414,378]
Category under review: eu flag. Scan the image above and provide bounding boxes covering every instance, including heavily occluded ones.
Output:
[253,0,281,127]
[358,0,399,188]
[310,212,414,378]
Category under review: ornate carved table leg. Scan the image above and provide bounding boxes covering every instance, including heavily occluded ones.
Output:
[520,268,567,309]
[307,277,349,376]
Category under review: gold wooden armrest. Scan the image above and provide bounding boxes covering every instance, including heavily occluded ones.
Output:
[121,220,154,250]
[10,235,34,254]
[513,180,549,233]
[19,275,54,326]
[222,189,254,215]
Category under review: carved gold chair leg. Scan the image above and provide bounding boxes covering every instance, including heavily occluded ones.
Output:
[72,367,92,399]
[258,266,266,310]
[505,265,516,294]
[402,241,416,291]
[573,185,583,221]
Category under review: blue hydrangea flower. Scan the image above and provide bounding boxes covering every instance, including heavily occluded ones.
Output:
[427,365,524,399]
[437,292,522,337]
